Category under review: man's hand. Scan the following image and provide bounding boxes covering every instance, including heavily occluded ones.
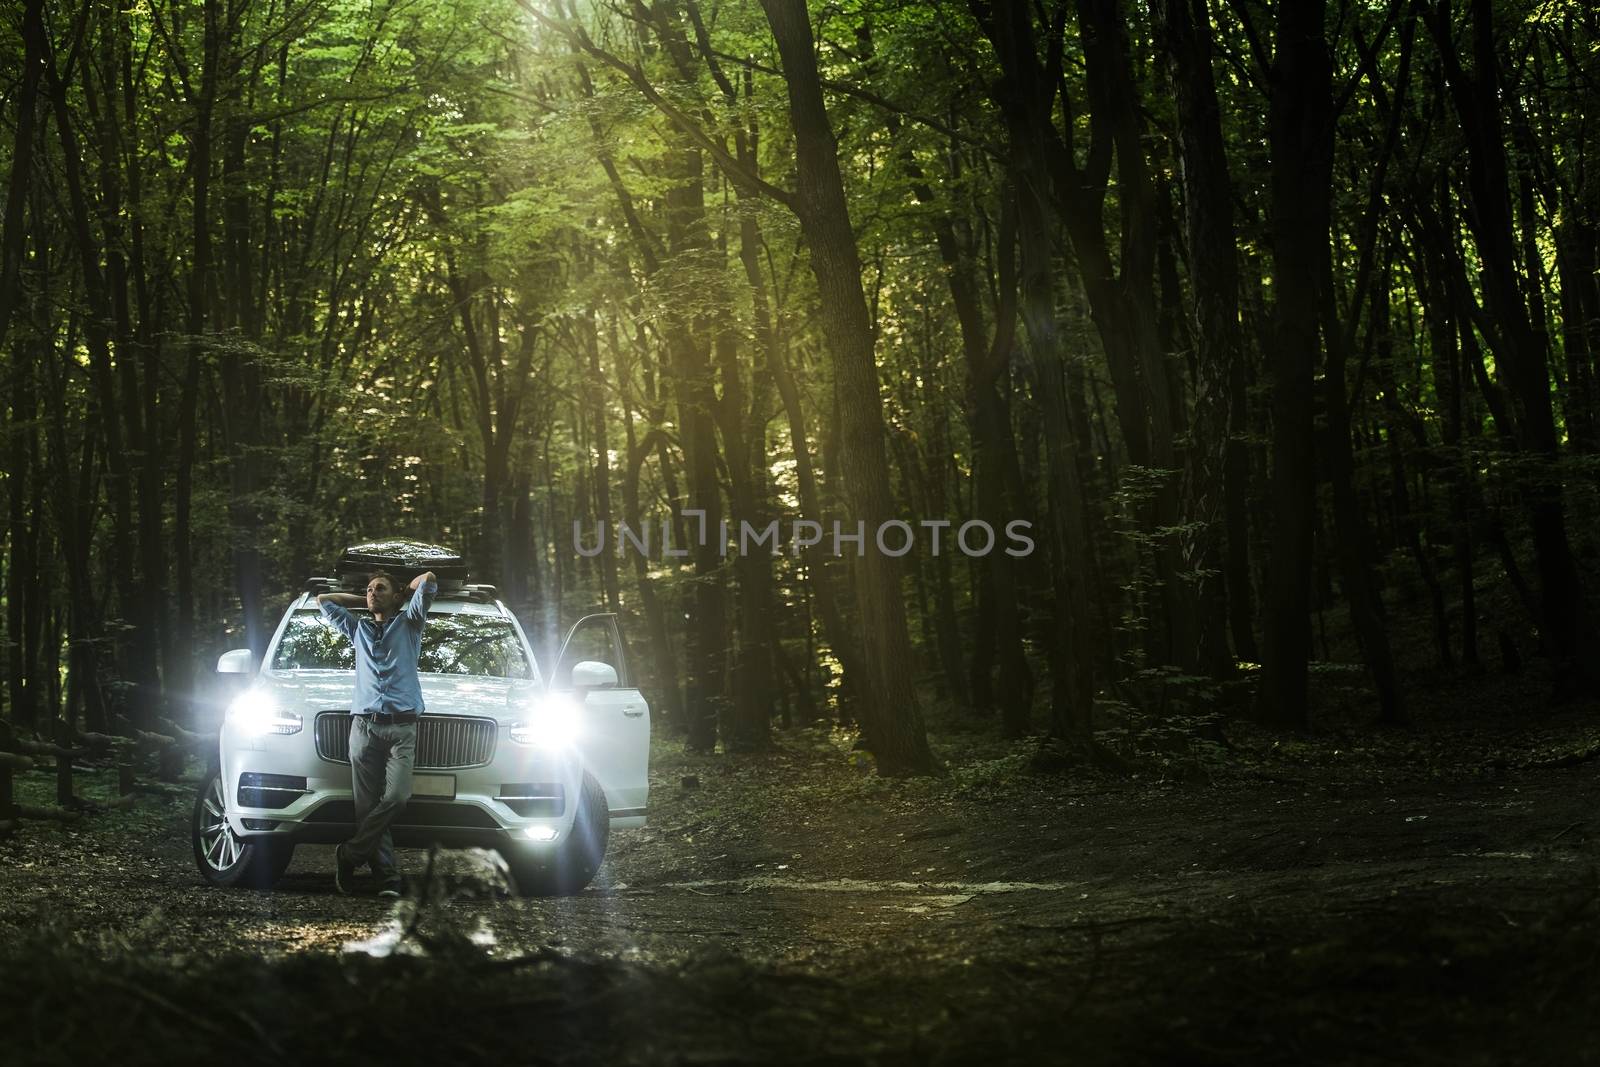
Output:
[317,592,366,607]
[409,571,436,590]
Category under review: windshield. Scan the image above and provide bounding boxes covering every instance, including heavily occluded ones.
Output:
[270,609,533,679]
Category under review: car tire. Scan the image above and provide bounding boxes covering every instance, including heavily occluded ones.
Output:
[192,766,294,889]
[503,772,609,896]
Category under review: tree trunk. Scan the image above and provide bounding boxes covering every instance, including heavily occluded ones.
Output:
[1427,0,1600,694]
[0,0,44,352]
[1256,0,1333,728]
[742,246,864,711]
[45,14,138,725]
[1323,305,1403,723]
[714,324,776,753]
[621,412,683,730]
[657,145,728,756]
[3,3,43,728]
[1373,277,1452,671]
[582,305,622,612]
[1154,0,1257,665]
[977,0,1097,747]
[86,4,162,728]
[7,327,39,731]
[891,118,1027,723]
[1419,241,1479,667]
[760,0,938,775]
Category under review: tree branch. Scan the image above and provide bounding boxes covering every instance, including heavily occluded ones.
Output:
[520,1,797,210]
[702,46,1002,159]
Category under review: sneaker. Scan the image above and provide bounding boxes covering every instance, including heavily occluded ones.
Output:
[377,876,403,899]
[335,845,358,895]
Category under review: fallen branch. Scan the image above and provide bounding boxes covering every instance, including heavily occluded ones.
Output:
[130,781,192,798]
[1243,769,1316,787]
[480,947,571,971]
[98,973,245,1049]
[157,717,218,748]
[1014,915,1182,933]
[84,793,139,812]
[0,752,35,773]
[1526,744,1600,771]
[73,729,132,750]
[12,738,91,761]
[125,724,179,749]
[15,804,82,824]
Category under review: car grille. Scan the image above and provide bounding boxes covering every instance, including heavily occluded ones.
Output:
[315,712,498,769]
[305,799,502,829]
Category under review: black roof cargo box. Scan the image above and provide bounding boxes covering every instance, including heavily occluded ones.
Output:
[334,539,470,591]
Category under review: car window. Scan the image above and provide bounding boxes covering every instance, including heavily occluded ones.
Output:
[552,616,624,688]
[271,610,532,679]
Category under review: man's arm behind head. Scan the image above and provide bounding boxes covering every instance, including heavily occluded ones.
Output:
[403,571,438,624]
[317,593,362,641]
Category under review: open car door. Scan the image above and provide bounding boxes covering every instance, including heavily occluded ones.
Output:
[552,613,649,821]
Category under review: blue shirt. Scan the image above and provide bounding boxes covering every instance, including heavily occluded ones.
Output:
[319,580,438,715]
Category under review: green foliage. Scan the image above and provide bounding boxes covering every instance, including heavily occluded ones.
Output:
[947,752,1033,799]
[5,0,1600,768]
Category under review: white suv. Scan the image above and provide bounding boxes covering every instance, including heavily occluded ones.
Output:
[192,563,650,896]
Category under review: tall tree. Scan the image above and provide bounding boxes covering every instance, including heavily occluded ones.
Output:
[756,0,938,774]
[1425,0,1600,695]
[1154,0,1257,663]
[1256,0,1334,727]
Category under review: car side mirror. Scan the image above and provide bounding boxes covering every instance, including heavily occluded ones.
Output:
[216,648,254,674]
[570,660,618,690]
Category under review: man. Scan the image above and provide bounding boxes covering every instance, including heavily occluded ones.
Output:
[316,568,437,896]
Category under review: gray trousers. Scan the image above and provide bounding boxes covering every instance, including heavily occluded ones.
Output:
[346,716,416,873]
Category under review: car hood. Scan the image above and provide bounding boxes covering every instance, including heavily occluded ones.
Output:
[259,671,541,721]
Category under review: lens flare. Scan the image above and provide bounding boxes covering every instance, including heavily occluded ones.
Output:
[510,693,582,749]
[228,690,303,736]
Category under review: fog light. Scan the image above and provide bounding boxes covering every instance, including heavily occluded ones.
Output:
[242,818,277,831]
[524,826,559,843]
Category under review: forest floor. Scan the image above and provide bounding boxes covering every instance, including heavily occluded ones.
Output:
[3,658,1600,1065]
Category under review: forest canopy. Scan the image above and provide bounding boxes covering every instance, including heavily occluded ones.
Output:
[2,0,1596,775]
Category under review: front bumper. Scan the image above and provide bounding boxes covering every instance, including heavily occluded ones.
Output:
[219,715,581,848]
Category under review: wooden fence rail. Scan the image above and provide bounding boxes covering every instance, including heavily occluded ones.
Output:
[0,715,217,839]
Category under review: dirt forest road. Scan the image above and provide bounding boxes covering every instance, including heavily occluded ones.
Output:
[4,715,1600,1066]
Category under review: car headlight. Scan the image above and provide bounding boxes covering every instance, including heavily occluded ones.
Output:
[510,693,581,749]
[228,689,303,737]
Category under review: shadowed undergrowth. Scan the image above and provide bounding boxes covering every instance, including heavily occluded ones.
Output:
[5,884,1600,1067]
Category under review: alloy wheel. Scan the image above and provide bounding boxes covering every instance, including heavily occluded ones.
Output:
[198,775,243,871]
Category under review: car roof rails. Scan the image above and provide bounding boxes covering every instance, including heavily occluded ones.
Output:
[435,583,499,605]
